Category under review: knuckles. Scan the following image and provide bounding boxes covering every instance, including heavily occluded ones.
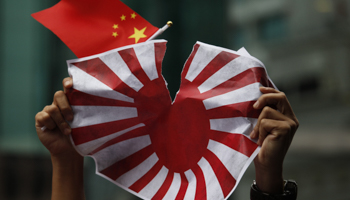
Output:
[35,111,47,123]
[54,90,65,100]
[53,90,72,114]
[45,104,60,115]
[261,106,275,115]
[289,119,299,135]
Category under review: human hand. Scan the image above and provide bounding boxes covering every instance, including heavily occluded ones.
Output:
[35,77,81,160]
[250,87,299,194]
[35,77,85,200]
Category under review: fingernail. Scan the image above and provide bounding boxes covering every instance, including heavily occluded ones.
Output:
[253,101,259,108]
[64,79,72,87]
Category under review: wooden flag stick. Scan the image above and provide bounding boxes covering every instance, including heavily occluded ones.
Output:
[147,21,173,41]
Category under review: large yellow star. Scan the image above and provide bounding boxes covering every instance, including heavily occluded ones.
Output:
[120,15,126,21]
[128,27,147,43]
[131,13,137,19]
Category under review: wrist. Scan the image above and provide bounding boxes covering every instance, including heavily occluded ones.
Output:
[254,159,284,194]
[251,180,298,200]
[51,154,85,200]
[51,154,84,175]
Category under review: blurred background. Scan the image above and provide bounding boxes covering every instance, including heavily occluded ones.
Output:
[1,0,350,199]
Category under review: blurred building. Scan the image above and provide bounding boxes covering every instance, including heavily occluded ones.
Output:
[227,0,350,128]
[226,0,350,199]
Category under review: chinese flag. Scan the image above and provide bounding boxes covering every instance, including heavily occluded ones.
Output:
[32,0,159,58]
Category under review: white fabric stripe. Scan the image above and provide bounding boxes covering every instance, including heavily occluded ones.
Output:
[70,106,137,129]
[185,44,222,82]
[198,56,262,93]
[76,123,145,155]
[237,47,251,57]
[93,135,152,171]
[138,166,169,199]
[210,117,258,139]
[68,65,134,103]
[207,140,249,180]
[183,169,196,200]
[133,44,158,81]
[99,52,144,92]
[197,157,225,200]
[162,173,181,200]
[203,82,262,110]
[116,153,159,188]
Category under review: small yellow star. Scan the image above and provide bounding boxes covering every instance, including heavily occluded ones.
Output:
[120,15,126,21]
[128,27,147,43]
[113,24,118,29]
[112,32,118,37]
[131,13,137,19]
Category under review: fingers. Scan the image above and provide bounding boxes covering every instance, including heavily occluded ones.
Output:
[42,104,71,135]
[255,117,296,147]
[251,87,299,146]
[35,110,57,130]
[53,91,74,121]
[35,89,73,136]
[250,106,290,139]
[253,87,297,122]
[62,77,73,93]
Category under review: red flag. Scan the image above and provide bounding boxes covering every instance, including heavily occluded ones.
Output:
[66,40,276,200]
[32,0,159,58]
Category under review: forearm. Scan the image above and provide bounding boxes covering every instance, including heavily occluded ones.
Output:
[51,155,85,200]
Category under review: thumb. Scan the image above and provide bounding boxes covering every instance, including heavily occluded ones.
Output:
[62,77,73,93]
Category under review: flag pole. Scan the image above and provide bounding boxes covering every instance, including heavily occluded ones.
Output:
[147,21,173,41]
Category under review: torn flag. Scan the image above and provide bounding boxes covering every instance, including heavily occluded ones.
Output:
[66,40,276,200]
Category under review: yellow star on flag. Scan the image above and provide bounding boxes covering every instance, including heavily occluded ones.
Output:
[113,24,118,29]
[112,32,118,37]
[120,15,126,21]
[128,27,147,43]
[131,13,137,19]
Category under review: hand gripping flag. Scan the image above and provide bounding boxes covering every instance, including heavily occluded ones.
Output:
[32,0,160,58]
[66,40,276,200]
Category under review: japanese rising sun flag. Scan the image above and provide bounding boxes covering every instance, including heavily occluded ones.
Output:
[31,0,160,58]
[66,40,276,200]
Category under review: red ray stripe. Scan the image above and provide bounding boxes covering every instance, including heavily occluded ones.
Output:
[89,127,148,155]
[175,173,189,200]
[199,67,268,100]
[203,149,236,198]
[209,130,258,157]
[206,101,261,119]
[176,67,267,104]
[72,57,137,97]
[193,164,207,200]
[66,88,135,107]
[192,51,239,86]
[119,48,151,85]
[100,145,154,180]
[129,161,163,193]
[154,42,167,76]
[71,118,141,145]
[151,172,174,200]
[181,43,200,80]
